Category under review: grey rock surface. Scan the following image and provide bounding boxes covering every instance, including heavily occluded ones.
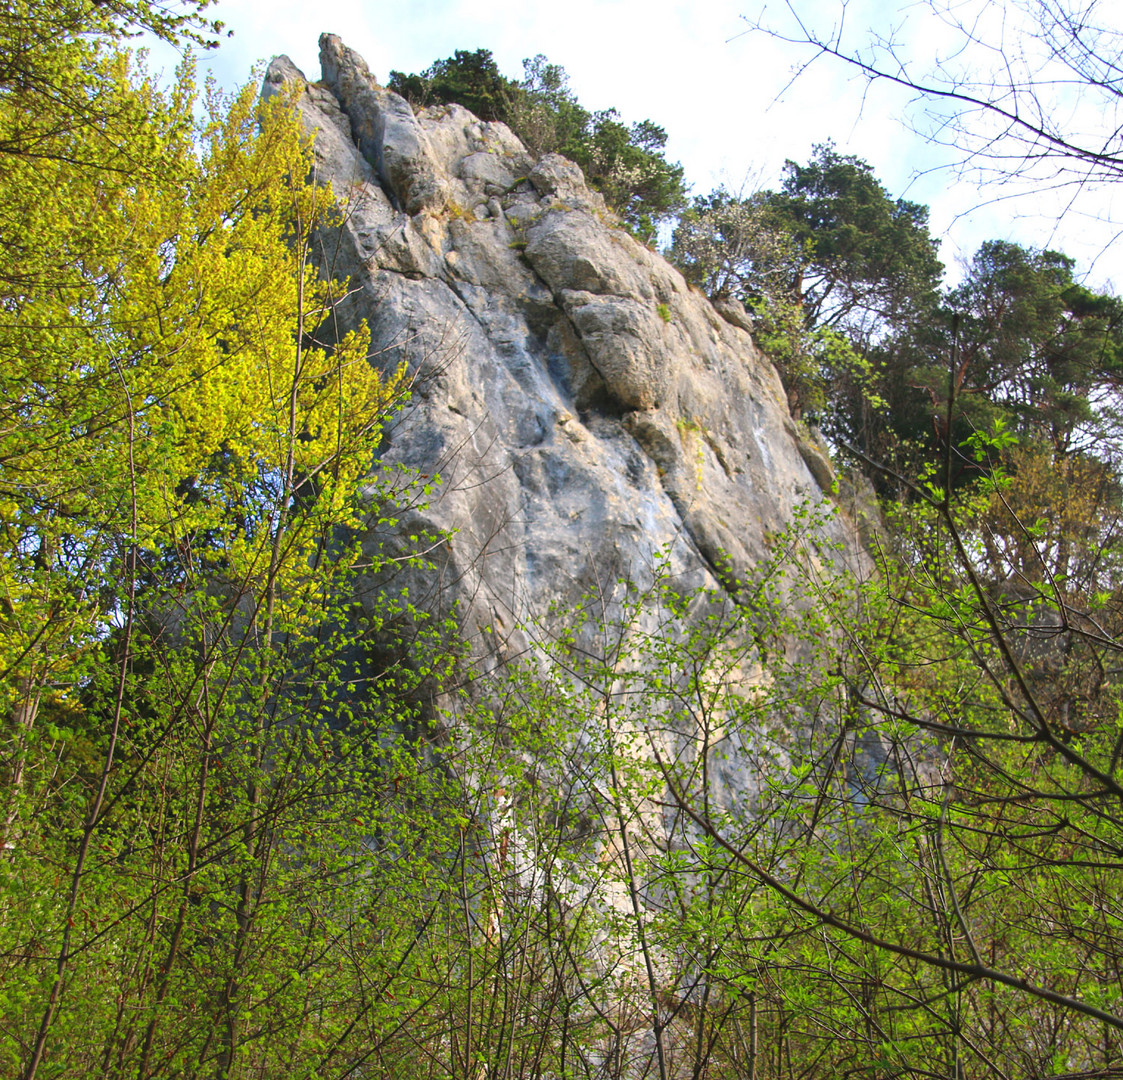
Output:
[264,37,862,665]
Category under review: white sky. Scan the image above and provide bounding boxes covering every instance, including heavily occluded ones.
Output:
[145,0,1123,292]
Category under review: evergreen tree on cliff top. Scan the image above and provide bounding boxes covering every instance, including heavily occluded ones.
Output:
[389,48,686,244]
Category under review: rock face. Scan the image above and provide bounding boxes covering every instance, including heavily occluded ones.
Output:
[263,38,856,662]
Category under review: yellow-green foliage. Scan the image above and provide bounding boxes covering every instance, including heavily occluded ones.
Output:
[0,16,422,1077]
[0,59,404,714]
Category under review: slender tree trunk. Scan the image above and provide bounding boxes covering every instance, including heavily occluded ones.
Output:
[1,675,41,851]
[23,363,140,1080]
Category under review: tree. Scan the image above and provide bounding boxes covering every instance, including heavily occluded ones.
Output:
[943,241,1123,454]
[742,0,1123,236]
[670,187,805,305]
[0,0,223,263]
[1,17,653,1080]
[502,53,591,159]
[388,48,516,122]
[670,145,942,334]
[671,146,942,421]
[577,364,1123,1079]
[576,110,686,244]
[549,477,1123,1078]
[772,144,943,341]
[0,13,486,1077]
[663,93,1123,1068]
[819,238,1123,495]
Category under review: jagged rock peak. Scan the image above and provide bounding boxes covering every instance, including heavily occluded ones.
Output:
[262,40,855,656]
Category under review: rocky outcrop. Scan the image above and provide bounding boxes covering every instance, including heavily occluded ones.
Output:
[263,38,860,663]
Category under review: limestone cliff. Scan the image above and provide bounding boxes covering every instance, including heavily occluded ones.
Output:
[263,37,854,659]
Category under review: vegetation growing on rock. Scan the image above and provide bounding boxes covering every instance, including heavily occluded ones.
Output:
[389,48,687,244]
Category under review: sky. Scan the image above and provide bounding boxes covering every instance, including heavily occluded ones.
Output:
[145,0,1123,291]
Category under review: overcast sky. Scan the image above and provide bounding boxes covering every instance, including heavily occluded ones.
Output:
[145,0,1123,291]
